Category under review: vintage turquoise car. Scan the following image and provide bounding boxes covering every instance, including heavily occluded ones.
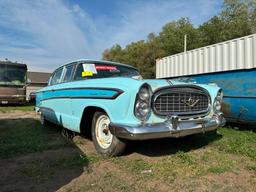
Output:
[36,60,225,156]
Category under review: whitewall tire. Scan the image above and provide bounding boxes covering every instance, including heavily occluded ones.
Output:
[91,112,126,157]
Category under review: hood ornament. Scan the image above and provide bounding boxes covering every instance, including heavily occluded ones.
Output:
[181,97,199,107]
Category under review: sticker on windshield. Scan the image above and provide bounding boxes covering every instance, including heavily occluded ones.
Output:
[82,64,97,74]
[95,66,117,70]
[82,71,93,77]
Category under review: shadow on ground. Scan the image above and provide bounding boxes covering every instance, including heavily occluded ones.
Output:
[0,118,89,192]
[124,131,222,157]
[0,116,224,191]
[227,122,256,132]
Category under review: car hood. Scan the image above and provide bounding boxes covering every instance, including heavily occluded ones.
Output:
[141,79,187,91]
[37,77,219,98]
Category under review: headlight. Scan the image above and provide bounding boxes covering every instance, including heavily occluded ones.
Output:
[135,102,150,117]
[134,84,151,121]
[214,90,223,112]
[138,87,150,101]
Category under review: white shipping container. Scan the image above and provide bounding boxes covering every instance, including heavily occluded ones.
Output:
[156,33,256,78]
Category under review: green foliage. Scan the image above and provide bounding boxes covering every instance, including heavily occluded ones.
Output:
[102,0,256,78]
[200,0,256,46]
[159,17,202,55]
[198,16,226,45]
[103,33,165,78]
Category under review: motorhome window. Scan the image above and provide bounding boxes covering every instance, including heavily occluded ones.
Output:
[0,65,26,86]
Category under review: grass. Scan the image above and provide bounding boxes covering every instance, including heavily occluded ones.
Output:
[0,118,70,158]
[51,154,89,168]
[19,155,89,178]
[0,105,34,112]
[111,127,256,185]
[1,106,256,191]
[112,158,152,173]
[73,172,138,192]
[207,165,231,174]
[85,152,102,163]
[213,127,256,160]
[246,164,256,171]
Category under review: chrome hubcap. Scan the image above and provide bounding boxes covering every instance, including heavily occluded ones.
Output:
[95,115,113,149]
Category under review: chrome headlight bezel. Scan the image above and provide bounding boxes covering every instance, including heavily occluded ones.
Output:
[134,84,152,121]
[214,89,223,112]
[138,87,150,101]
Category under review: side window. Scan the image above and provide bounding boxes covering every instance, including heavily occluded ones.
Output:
[62,65,74,83]
[74,63,84,81]
[50,67,63,85]
[47,76,52,86]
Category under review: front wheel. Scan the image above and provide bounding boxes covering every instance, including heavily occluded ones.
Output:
[91,112,126,157]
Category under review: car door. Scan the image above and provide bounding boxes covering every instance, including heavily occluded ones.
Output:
[56,64,75,129]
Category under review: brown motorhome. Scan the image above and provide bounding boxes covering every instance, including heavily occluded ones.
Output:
[0,61,27,104]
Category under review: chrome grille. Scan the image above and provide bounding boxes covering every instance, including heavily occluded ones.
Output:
[153,87,210,116]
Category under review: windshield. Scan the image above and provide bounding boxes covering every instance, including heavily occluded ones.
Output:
[0,65,26,86]
[74,63,140,81]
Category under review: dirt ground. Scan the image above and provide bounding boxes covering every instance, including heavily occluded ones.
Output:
[0,109,256,192]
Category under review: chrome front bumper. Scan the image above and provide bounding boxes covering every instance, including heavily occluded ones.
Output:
[109,113,226,140]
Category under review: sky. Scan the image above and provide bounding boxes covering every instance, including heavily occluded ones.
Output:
[0,0,223,72]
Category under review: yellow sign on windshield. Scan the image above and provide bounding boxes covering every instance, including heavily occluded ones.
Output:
[82,71,93,77]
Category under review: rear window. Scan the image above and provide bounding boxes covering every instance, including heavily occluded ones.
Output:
[74,63,140,80]
[50,67,63,85]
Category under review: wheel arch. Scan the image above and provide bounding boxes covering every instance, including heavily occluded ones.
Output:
[79,106,109,138]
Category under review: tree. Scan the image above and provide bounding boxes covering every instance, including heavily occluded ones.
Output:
[102,33,165,78]
[102,44,124,62]
[102,0,256,78]
[159,18,201,56]
[248,0,256,33]
[198,16,226,46]
[220,0,252,39]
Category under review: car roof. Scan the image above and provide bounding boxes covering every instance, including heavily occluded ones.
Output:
[53,59,138,73]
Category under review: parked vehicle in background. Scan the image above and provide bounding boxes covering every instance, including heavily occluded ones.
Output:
[28,92,36,103]
[36,59,225,157]
[156,33,256,124]
[27,71,51,103]
[0,61,27,104]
